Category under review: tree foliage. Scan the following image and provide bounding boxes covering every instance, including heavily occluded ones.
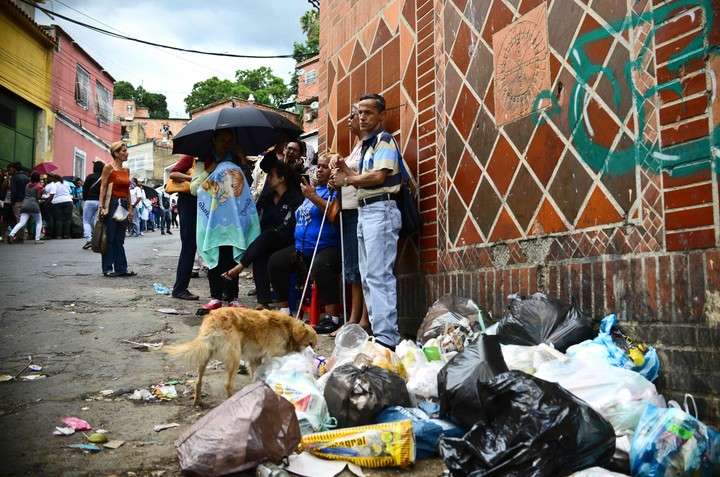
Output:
[183,67,290,114]
[112,81,169,118]
[291,9,320,96]
[113,81,135,100]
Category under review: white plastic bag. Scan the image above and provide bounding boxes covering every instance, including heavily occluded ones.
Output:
[255,348,316,382]
[535,357,665,435]
[569,468,629,476]
[264,370,334,434]
[112,204,129,222]
[501,343,566,375]
[396,340,427,377]
[406,360,445,399]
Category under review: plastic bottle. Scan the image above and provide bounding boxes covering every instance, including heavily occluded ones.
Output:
[255,463,289,477]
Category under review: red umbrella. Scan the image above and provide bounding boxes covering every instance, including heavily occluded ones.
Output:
[33,162,59,175]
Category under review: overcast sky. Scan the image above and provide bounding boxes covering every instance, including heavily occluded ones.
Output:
[34,0,311,117]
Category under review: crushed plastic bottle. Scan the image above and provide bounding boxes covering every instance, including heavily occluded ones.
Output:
[153,282,171,295]
[255,463,289,477]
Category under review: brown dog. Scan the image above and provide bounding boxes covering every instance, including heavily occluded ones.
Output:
[165,307,317,405]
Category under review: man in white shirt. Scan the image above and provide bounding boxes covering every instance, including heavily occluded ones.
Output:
[129,178,146,237]
[45,175,75,239]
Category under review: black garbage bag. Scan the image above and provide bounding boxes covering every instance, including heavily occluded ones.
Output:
[437,334,508,429]
[438,370,616,477]
[495,293,594,352]
[324,364,411,428]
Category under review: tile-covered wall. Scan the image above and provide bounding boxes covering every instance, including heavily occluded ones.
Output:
[320,0,720,420]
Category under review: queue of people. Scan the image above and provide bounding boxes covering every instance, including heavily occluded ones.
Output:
[166,92,402,349]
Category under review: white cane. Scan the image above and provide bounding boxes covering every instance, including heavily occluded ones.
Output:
[295,191,332,321]
[339,209,347,325]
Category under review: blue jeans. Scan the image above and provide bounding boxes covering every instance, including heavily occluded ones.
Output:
[357,199,401,347]
[102,198,128,274]
[131,211,141,236]
[82,200,99,241]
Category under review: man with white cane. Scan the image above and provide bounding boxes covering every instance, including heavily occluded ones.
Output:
[331,94,402,350]
[330,104,369,336]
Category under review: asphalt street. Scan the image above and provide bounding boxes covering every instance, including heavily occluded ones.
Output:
[0,231,444,477]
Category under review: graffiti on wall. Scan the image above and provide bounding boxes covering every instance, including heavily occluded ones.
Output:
[532,0,718,178]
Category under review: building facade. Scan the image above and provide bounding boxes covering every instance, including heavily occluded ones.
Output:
[45,25,120,178]
[113,98,188,147]
[0,0,55,170]
[297,55,321,133]
[318,0,720,420]
[126,140,175,185]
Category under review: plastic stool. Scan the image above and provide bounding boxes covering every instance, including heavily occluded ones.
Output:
[300,282,320,327]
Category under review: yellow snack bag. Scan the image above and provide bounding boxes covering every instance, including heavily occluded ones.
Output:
[300,419,415,468]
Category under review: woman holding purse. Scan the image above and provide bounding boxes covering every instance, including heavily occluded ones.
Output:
[98,141,136,277]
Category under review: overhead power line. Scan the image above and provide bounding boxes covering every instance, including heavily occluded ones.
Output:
[19,0,318,60]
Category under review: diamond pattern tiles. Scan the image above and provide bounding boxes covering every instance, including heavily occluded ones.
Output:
[450,20,477,75]
[471,177,502,237]
[507,164,543,232]
[454,149,482,206]
[548,149,594,225]
[485,135,519,197]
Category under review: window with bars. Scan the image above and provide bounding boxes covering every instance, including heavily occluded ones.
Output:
[95,81,112,122]
[73,147,86,178]
[75,65,90,108]
[304,69,317,84]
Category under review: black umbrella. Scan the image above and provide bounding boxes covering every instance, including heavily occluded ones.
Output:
[172,106,302,157]
[142,184,158,199]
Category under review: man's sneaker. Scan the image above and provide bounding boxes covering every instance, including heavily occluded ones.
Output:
[173,290,199,301]
[166,230,172,235]
[315,315,341,334]
[35,240,45,245]
[228,300,242,308]
[201,299,222,310]
[82,241,92,249]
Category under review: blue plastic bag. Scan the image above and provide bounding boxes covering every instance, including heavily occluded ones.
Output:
[568,314,660,381]
[630,402,720,476]
[376,406,464,459]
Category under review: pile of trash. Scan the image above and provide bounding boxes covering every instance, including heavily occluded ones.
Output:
[175,293,720,477]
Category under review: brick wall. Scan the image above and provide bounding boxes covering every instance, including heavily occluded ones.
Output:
[319,0,720,422]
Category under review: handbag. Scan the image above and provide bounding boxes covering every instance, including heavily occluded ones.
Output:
[113,203,129,222]
[91,214,107,253]
[165,161,195,194]
[92,182,112,253]
[397,159,421,238]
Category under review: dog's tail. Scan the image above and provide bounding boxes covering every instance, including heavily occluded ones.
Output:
[165,335,214,369]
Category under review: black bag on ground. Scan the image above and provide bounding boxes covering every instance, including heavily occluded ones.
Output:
[437,334,508,429]
[324,363,411,428]
[438,370,616,477]
[495,293,593,352]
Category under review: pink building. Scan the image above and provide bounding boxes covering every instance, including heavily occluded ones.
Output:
[45,25,120,178]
